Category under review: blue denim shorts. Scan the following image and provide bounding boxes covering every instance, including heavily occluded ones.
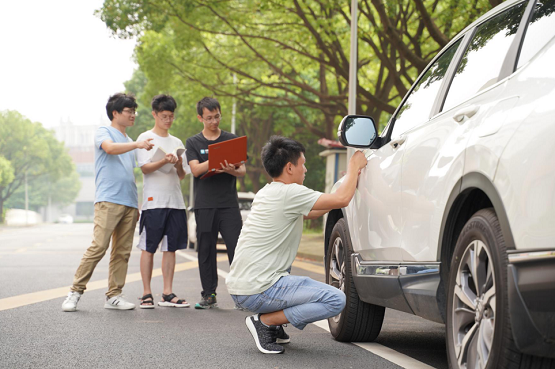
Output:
[232,275,345,330]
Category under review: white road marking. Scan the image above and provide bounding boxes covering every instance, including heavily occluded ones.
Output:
[176,250,437,369]
[312,320,436,369]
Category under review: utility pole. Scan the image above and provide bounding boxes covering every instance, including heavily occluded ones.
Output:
[24,171,28,225]
[231,73,237,135]
[347,0,358,161]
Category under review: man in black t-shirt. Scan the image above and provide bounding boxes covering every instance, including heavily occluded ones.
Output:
[186,97,246,309]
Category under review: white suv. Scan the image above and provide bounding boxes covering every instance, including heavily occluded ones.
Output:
[324,1,555,368]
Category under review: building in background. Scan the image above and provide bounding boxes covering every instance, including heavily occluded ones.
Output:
[43,118,107,222]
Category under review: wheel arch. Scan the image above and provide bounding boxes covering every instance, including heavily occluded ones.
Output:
[436,171,515,322]
[325,208,349,265]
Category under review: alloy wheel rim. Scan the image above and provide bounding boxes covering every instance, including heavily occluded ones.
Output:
[451,240,496,369]
[329,236,346,323]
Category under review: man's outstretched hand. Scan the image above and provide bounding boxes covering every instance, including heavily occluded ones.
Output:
[349,150,367,174]
[136,138,154,151]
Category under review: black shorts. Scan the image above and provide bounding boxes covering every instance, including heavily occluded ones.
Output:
[137,208,188,253]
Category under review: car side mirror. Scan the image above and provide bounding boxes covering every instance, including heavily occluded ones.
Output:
[337,115,378,148]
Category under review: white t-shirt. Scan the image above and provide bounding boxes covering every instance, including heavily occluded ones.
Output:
[136,130,190,210]
[225,182,322,295]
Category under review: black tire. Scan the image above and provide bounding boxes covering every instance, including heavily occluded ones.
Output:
[446,208,555,369]
[325,218,385,342]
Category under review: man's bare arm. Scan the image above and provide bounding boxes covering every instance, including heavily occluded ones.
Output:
[175,156,186,180]
[189,160,209,177]
[311,151,367,211]
[101,138,154,155]
[304,209,330,219]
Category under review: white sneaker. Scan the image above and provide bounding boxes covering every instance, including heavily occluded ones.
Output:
[62,291,81,312]
[104,294,136,310]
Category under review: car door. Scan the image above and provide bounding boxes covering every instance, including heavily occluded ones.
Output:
[347,38,463,262]
[346,130,405,261]
[399,1,529,262]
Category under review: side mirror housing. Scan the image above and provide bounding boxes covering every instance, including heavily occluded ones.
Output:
[337,115,378,148]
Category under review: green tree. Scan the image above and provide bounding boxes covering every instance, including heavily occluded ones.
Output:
[98,0,499,199]
[99,0,498,135]
[0,156,14,188]
[5,171,81,212]
[0,111,78,222]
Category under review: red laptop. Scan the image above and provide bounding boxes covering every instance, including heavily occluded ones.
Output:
[200,136,247,179]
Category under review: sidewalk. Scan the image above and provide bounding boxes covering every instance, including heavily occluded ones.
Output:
[297,233,325,264]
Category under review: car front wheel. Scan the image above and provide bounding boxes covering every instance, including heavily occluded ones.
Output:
[446,208,555,369]
[326,218,385,342]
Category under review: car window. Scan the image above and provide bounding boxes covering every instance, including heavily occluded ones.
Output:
[390,39,462,138]
[443,3,527,112]
[517,0,555,68]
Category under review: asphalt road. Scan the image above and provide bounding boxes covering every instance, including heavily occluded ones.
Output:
[0,224,447,369]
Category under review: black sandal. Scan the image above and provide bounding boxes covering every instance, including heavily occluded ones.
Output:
[158,293,190,308]
[139,294,155,309]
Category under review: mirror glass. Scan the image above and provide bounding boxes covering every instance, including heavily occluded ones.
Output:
[343,116,376,146]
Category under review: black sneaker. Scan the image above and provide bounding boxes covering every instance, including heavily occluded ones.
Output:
[276,325,290,344]
[194,294,217,309]
[245,314,285,354]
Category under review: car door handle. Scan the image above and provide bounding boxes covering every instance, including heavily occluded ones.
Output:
[389,136,406,149]
[453,105,480,123]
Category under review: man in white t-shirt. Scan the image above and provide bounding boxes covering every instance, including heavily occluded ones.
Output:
[136,94,191,308]
[226,136,367,354]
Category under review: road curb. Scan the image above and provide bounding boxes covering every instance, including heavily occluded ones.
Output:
[296,252,324,264]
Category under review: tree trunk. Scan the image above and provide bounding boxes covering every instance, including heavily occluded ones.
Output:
[238,177,246,192]
[247,170,262,193]
[0,198,4,224]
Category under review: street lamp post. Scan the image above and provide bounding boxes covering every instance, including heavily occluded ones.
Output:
[347,0,358,161]
[231,73,237,135]
[25,171,28,225]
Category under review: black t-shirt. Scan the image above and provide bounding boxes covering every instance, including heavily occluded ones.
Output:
[186,131,239,209]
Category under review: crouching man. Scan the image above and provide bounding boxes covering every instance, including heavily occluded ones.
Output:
[225,136,367,354]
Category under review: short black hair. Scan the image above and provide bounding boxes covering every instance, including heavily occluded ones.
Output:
[152,94,177,112]
[106,93,138,121]
[196,97,221,116]
[261,136,306,178]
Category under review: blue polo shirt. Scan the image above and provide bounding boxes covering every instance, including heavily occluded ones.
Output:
[94,126,138,209]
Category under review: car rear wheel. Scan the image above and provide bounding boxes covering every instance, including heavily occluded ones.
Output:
[446,208,555,369]
[326,218,385,342]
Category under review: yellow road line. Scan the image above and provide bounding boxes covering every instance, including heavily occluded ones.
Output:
[292,259,325,275]
[0,253,313,312]
[0,260,198,312]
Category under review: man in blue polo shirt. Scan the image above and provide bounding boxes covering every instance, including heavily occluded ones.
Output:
[62,93,154,312]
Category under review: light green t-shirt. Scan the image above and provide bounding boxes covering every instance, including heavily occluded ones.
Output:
[225,182,322,295]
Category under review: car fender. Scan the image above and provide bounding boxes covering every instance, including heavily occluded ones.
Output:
[324,177,354,262]
[438,172,515,262]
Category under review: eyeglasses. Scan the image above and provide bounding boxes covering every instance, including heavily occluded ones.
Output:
[202,114,221,123]
[156,112,175,122]
[122,109,137,116]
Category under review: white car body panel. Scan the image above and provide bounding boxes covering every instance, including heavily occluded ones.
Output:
[398,107,471,261]
[346,145,404,261]
[495,37,555,251]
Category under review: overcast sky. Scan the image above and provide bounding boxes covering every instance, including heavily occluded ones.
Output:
[0,0,137,129]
